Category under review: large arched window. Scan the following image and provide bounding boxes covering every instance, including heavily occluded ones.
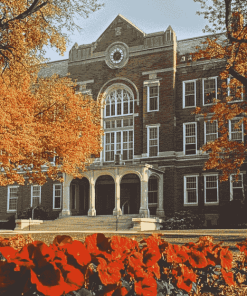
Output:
[105,88,133,117]
[104,85,134,162]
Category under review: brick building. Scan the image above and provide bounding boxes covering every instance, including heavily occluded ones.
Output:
[1,14,246,226]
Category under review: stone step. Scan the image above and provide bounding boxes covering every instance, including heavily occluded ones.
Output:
[25,215,140,231]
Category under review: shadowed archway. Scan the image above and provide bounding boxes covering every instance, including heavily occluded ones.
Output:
[95,175,115,215]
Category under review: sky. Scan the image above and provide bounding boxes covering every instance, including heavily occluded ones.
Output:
[44,0,211,62]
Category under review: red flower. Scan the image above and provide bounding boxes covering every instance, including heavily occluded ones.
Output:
[53,235,73,246]
[188,249,208,268]
[59,263,85,294]
[110,236,139,261]
[85,233,112,260]
[166,244,189,264]
[30,263,65,296]
[236,241,247,253]
[145,262,160,279]
[220,247,233,270]
[0,246,18,262]
[176,276,193,293]
[60,240,91,267]
[221,268,236,286]
[97,257,122,285]
[134,274,157,296]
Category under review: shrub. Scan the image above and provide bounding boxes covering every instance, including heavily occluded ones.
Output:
[18,206,49,220]
[162,210,205,230]
[219,199,247,229]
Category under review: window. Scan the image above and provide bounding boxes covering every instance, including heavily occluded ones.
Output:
[229,118,244,142]
[105,130,133,161]
[147,85,159,112]
[105,89,134,117]
[203,77,217,105]
[183,80,196,108]
[204,175,218,204]
[31,185,41,207]
[227,77,244,102]
[53,184,62,209]
[148,176,158,204]
[184,176,198,205]
[230,174,244,201]
[147,125,159,157]
[183,122,197,155]
[7,186,18,211]
[204,120,218,143]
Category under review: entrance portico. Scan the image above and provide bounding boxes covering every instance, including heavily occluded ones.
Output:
[60,163,165,218]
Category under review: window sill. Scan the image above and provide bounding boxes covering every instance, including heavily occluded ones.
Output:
[204,202,219,206]
[147,110,159,113]
[183,106,196,109]
[53,208,61,211]
[184,203,198,207]
[7,210,17,213]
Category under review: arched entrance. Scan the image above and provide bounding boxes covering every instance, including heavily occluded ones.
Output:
[70,178,89,215]
[95,175,115,215]
[120,174,140,214]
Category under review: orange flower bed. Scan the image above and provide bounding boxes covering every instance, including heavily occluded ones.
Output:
[0,234,247,296]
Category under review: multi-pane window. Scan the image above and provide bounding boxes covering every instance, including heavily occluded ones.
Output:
[227,77,244,102]
[230,174,244,201]
[148,85,159,111]
[203,77,217,105]
[184,176,198,204]
[205,120,218,143]
[105,130,133,161]
[105,118,133,129]
[183,81,196,108]
[204,175,218,203]
[148,126,159,157]
[7,186,18,211]
[229,118,244,142]
[183,123,197,155]
[31,185,41,207]
[148,176,158,204]
[105,89,134,117]
[53,184,62,209]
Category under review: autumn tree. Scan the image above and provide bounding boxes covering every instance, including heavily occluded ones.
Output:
[0,0,104,186]
[192,0,247,182]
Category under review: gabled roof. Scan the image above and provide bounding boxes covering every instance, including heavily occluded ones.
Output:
[96,14,145,42]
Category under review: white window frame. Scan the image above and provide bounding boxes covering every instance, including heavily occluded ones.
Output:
[31,185,41,207]
[204,174,219,205]
[229,118,244,142]
[227,77,244,102]
[183,80,196,108]
[104,129,134,162]
[7,186,19,212]
[53,184,62,210]
[230,173,244,201]
[204,120,218,144]
[202,77,217,106]
[183,122,197,155]
[184,175,198,205]
[147,124,160,157]
[147,84,159,112]
[104,88,134,118]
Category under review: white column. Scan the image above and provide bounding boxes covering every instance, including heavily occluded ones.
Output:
[88,177,96,216]
[139,167,150,218]
[156,174,165,218]
[60,173,74,217]
[113,174,122,216]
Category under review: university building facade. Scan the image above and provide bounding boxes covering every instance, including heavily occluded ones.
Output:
[1,14,246,226]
